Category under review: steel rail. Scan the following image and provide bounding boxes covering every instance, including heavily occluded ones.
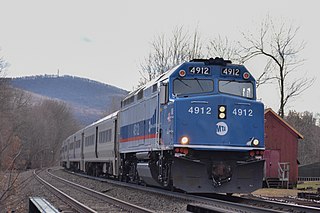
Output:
[34,170,97,213]
[57,168,320,212]
[46,169,153,213]
[201,192,320,213]
[57,169,284,212]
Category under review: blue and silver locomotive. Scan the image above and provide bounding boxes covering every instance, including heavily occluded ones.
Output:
[61,58,265,194]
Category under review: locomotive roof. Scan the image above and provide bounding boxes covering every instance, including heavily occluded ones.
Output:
[85,110,119,129]
[61,111,119,141]
[123,57,248,103]
[126,58,237,98]
[125,64,180,98]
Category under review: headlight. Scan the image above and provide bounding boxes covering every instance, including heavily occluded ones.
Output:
[252,139,259,146]
[219,113,226,119]
[180,136,189,145]
[219,106,226,112]
[218,105,227,119]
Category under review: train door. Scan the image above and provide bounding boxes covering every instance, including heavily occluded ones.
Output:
[157,84,163,146]
[81,132,84,171]
[264,150,280,178]
[159,81,173,147]
[113,118,119,176]
[143,99,150,146]
[95,126,99,158]
[144,85,159,147]
[73,136,76,159]
[66,139,70,169]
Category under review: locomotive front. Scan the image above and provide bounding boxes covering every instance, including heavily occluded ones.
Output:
[161,58,265,193]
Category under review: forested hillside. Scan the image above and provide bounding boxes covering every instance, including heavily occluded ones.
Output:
[0,74,129,175]
[10,75,128,125]
[286,111,320,165]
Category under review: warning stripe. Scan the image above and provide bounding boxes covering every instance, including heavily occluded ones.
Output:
[120,134,157,143]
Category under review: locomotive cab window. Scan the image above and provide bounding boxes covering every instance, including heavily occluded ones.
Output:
[173,79,213,96]
[219,80,253,98]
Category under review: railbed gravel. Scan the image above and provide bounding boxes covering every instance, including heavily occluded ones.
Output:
[0,169,72,212]
[39,169,130,213]
[6,168,319,212]
[1,167,189,212]
[51,167,189,212]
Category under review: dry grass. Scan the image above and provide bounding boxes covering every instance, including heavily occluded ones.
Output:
[251,181,320,197]
[252,188,300,197]
[297,181,320,191]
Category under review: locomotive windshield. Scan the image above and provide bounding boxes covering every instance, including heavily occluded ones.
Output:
[173,79,214,96]
[219,80,253,98]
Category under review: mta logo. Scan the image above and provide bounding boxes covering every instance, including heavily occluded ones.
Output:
[216,122,228,136]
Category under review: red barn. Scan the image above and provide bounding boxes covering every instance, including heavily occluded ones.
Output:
[264,108,303,188]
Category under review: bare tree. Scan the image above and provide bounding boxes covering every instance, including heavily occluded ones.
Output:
[139,26,203,86]
[0,86,29,208]
[0,86,30,170]
[240,17,314,117]
[19,99,80,168]
[140,19,314,118]
[207,35,243,64]
[0,53,79,209]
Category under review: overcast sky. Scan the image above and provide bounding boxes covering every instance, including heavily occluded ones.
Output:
[0,0,319,115]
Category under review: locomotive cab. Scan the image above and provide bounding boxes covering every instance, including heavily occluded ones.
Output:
[158,58,265,193]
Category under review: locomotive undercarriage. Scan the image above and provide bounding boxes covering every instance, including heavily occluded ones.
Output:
[119,149,264,194]
[119,151,174,189]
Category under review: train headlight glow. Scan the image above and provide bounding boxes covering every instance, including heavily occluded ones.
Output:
[180,136,189,145]
[219,113,226,119]
[219,106,226,112]
[252,139,259,146]
[218,105,227,119]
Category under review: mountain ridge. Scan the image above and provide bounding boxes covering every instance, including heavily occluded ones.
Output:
[9,75,128,125]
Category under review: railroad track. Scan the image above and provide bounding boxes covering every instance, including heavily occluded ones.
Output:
[197,193,320,213]
[50,167,320,212]
[34,169,153,213]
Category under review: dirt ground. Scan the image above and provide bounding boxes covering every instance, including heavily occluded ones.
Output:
[251,181,320,198]
[251,188,302,197]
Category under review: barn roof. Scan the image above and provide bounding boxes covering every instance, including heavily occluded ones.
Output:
[265,108,304,139]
